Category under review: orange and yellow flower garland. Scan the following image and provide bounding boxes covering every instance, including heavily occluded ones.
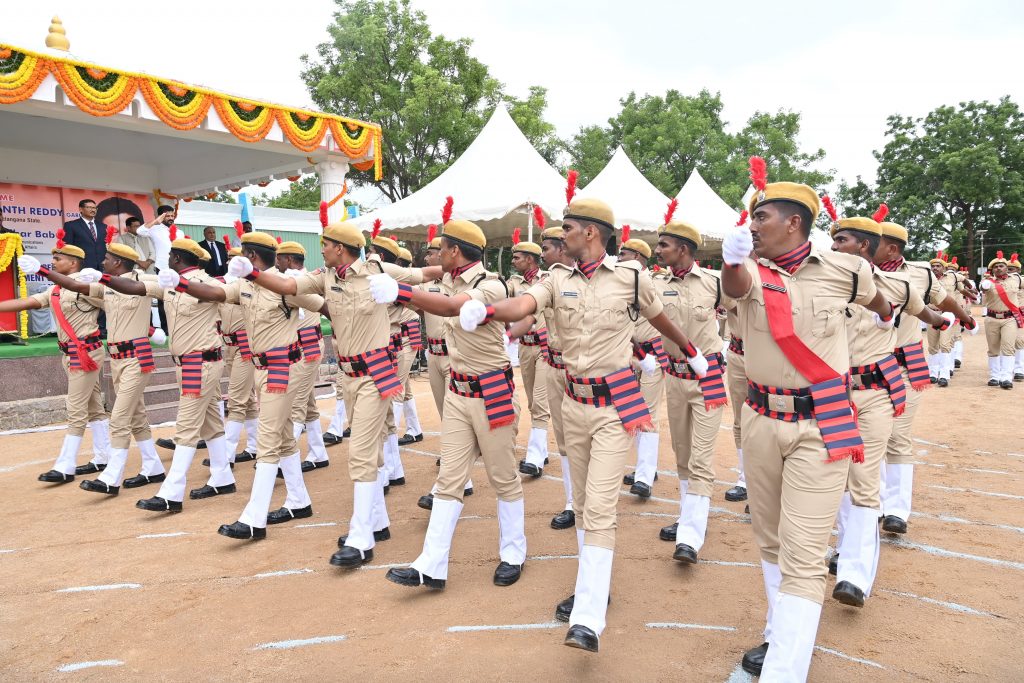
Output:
[0,232,30,338]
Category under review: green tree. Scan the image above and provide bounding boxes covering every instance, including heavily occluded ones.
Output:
[505,86,562,165]
[301,0,557,202]
[874,97,1024,272]
[253,176,322,211]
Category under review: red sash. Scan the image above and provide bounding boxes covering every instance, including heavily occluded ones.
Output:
[401,320,424,351]
[993,281,1024,327]
[449,367,517,430]
[50,287,99,373]
[757,265,864,463]
[894,341,931,391]
[297,325,323,363]
[565,368,653,436]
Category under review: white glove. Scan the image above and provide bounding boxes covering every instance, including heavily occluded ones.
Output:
[17,255,40,274]
[223,274,237,284]
[459,299,488,332]
[227,256,253,278]
[938,311,956,330]
[149,328,167,345]
[136,226,151,237]
[158,269,180,289]
[78,268,103,284]
[874,307,896,330]
[722,226,754,266]
[368,273,399,304]
[639,353,659,376]
[980,279,993,290]
[284,268,304,279]
[687,347,709,377]
[969,320,980,335]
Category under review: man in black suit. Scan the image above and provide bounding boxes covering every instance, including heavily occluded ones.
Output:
[201,226,229,277]
[63,198,105,271]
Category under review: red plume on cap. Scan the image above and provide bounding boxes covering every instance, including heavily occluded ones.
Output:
[533,205,545,230]
[441,196,454,225]
[821,195,838,222]
[565,170,579,206]
[169,225,178,241]
[105,225,117,245]
[223,235,231,251]
[276,236,282,244]
[950,256,958,265]
[371,218,382,239]
[936,250,944,261]
[319,201,329,228]
[872,202,889,223]
[996,250,1004,259]
[1013,253,1020,262]
[748,156,768,192]
[621,224,630,243]
[736,210,749,227]
[511,227,521,245]
[234,220,244,238]
[663,198,678,226]
[427,224,437,242]
[55,227,66,248]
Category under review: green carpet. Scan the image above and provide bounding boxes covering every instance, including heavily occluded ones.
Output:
[0,335,61,359]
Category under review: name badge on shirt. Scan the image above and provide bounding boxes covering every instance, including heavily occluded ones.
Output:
[241,292,252,299]
[662,290,679,296]
[560,291,578,298]
[330,285,343,292]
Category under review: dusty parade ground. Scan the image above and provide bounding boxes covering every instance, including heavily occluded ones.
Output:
[0,331,1021,682]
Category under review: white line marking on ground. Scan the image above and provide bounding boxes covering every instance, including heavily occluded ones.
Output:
[253,569,313,579]
[883,537,1024,571]
[966,467,1012,475]
[699,560,759,568]
[0,547,29,554]
[294,522,337,528]
[814,646,884,669]
[633,512,677,519]
[879,589,1001,617]
[0,458,53,473]
[911,510,1024,535]
[1008,452,1024,459]
[0,425,65,436]
[447,622,563,633]
[401,447,440,458]
[528,554,577,561]
[56,583,141,593]
[927,484,1024,501]
[914,438,950,449]
[725,664,756,683]
[137,532,189,539]
[916,449,929,456]
[459,515,494,520]
[252,635,347,650]
[973,450,993,455]
[360,562,408,571]
[646,622,736,631]
[57,660,124,672]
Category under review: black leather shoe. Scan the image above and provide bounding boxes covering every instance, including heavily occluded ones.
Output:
[156,437,176,450]
[464,487,474,496]
[623,471,658,485]
[123,472,165,488]
[493,561,523,586]
[555,594,609,622]
[383,483,390,496]
[988,378,1000,386]
[80,479,118,495]
[725,485,747,502]
[201,458,235,468]
[833,580,865,607]
[828,553,838,576]
[564,625,599,652]
[674,543,698,564]
[136,496,182,513]
[630,481,652,498]
[745,504,750,514]
[301,460,330,473]
[881,515,907,534]
[389,476,406,487]
[1000,380,1014,389]
[954,359,962,369]
[937,377,949,387]
[551,509,576,529]
[1015,373,1024,382]
[338,527,391,548]
[929,376,937,384]
[267,505,313,525]
[323,432,343,446]
[343,428,351,438]
[741,642,769,676]
[418,493,434,510]
[659,522,678,542]
[75,462,106,475]
[218,521,266,540]
[398,433,423,445]
[38,470,74,484]
[330,546,373,567]
[518,461,542,478]
[234,450,256,462]
[385,566,445,590]
[196,440,206,449]
[189,483,236,499]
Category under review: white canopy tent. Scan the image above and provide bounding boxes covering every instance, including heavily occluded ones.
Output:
[674,169,741,243]
[350,105,566,246]
[575,146,670,233]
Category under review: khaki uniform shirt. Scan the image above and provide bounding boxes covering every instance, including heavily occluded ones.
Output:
[542,262,573,350]
[221,267,324,355]
[508,270,548,330]
[525,256,664,378]
[895,262,947,348]
[418,280,446,340]
[219,295,245,336]
[732,245,877,388]
[983,273,1023,311]
[294,256,423,357]
[656,265,734,358]
[144,267,222,356]
[632,269,660,344]
[441,262,508,375]
[31,272,103,342]
[115,231,157,274]
[88,271,159,343]
[848,269,927,366]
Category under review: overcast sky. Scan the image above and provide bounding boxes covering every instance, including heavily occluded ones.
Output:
[7,1,1023,204]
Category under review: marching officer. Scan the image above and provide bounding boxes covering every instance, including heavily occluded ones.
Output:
[924,251,961,386]
[394,246,426,447]
[1009,254,1024,380]
[979,251,1022,389]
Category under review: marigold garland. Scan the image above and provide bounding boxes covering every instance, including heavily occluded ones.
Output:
[275,109,329,152]
[0,48,49,104]
[138,78,211,130]
[49,62,137,116]
[212,98,275,143]
[0,233,29,338]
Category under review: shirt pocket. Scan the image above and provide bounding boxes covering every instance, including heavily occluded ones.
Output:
[811,298,845,338]
[594,302,628,331]
[748,298,771,333]
[691,304,712,322]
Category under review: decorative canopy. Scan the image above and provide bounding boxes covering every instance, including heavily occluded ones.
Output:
[673,169,741,242]
[575,146,671,232]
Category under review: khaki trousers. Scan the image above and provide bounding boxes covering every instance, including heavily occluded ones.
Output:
[985,316,1017,356]
[742,405,850,604]
[638,367,665,429]
[290,339,324,425]
[174,360,225,447]
[253,361,303,464]
[63,346,108,436]
[562,398,632,550]
[665,376,723,497]
[344,375,389,483]
[223,344,258,422]
[926,323,955,354]
[386,344,416,435]
[546,365,567,457]
[400,344,416,402]
[108,356,152,448]
[848,389,892,509]
[518,343,550,428]
[885,369,923,466]
[727,350,747,449]
[427,353,450,418]
[435,389,522,503]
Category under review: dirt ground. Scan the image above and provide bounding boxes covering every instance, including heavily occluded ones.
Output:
[1,330,1021,682]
